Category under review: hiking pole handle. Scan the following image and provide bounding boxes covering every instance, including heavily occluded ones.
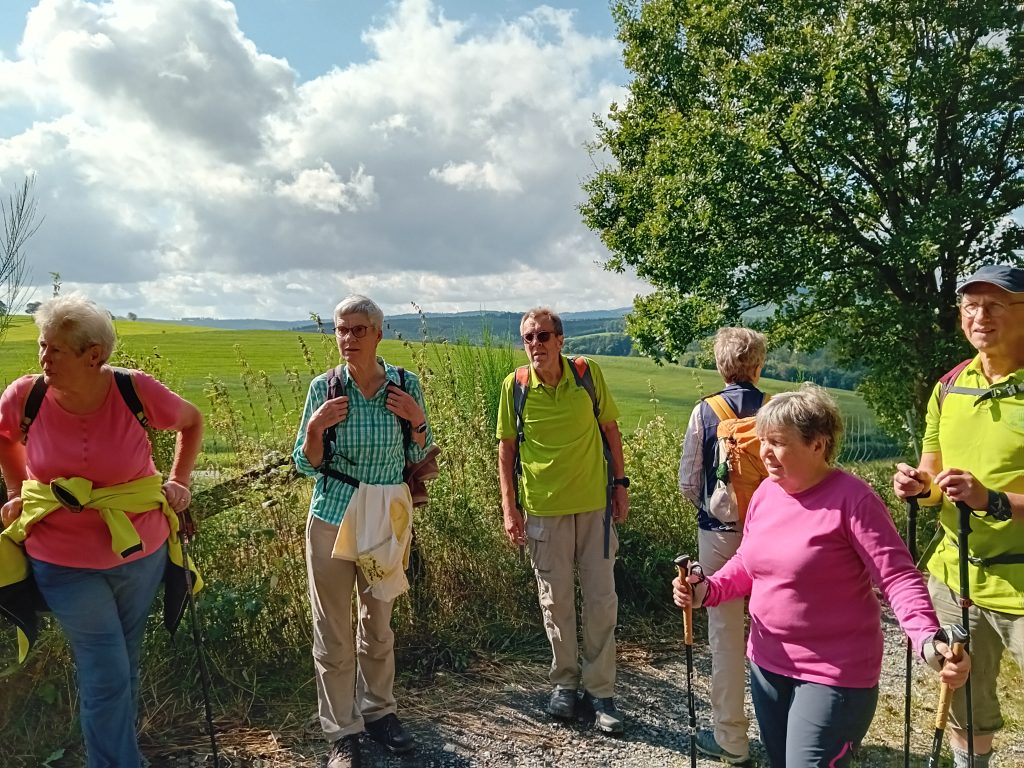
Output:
[927,640,965,768]
[674,555,695,645]
[934,641,965,729]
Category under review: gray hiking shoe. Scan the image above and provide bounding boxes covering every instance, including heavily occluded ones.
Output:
[695,730,750,766]
[583,691,624,735]
[545,687,578,720]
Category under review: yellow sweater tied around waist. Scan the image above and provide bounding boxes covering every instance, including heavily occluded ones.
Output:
[0,473,202,662]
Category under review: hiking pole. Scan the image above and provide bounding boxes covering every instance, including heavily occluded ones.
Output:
[954,501,975,768]
[926,625,968,768]
[178,510,221,766]
[674,554,700,768]
[904,496,919,768]
[903,412,921,768]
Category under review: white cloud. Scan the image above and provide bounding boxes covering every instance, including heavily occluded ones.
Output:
[429,160,521,193]
[0,0,641,319]
[275,163,377,213]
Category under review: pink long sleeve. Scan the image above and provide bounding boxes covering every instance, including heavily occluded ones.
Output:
[702,469,938,688]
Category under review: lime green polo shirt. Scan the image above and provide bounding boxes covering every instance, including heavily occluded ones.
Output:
[922,356,1024,614]
[496,356,620,516]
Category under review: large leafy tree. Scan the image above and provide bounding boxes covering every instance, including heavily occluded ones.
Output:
[582,0,1022,434]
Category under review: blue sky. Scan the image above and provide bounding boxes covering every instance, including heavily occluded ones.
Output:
[0,0,640,319]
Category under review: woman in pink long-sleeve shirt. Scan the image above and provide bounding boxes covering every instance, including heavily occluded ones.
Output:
[673,384,970,767]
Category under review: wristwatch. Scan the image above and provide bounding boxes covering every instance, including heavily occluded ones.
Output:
[986,490,1012,521]
[412,421,428,434]
[612,476,630,489]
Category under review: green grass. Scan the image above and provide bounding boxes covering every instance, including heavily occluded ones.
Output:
[0,315,876,435]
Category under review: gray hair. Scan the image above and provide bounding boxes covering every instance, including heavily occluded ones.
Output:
[333,294,384,330]
[34,294,117,363]
[520,307,563,336]
[714,326,767,384]
[756,383,844,464]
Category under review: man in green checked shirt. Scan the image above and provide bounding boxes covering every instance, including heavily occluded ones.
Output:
[293,295,434,768]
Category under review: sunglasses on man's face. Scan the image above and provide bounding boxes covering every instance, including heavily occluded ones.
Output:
[522,331,555,344]
[335,324,370,339]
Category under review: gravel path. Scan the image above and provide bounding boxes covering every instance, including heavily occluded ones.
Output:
[145,612,1023,768]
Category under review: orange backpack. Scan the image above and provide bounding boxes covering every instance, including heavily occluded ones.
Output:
[704,394,769,523]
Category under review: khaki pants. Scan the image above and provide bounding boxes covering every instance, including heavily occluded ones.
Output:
[698,527,750,757]
[306,514,397,740]
[928,576,1024,735]
[526,509,618,698]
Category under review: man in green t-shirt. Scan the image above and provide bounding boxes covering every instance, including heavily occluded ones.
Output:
[496,307,630,734]
[894,264,1024,768]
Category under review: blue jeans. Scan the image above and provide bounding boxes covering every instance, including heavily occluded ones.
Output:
[750,663,878,768]
[32,545,167,768]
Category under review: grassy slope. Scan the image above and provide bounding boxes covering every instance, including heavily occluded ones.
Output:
[0,316,874,432]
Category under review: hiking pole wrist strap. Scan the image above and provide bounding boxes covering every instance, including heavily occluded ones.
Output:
[986,490,1012,521]
[915,484,943,506]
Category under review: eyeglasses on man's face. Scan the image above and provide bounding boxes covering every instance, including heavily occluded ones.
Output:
[522,330,556,345]
[335,324,371,339]
[958,300,1024,319]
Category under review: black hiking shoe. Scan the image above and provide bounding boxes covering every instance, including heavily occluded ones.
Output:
[365,713,415,754]
[545,687,578,720]
[582,691,625,735]
[324,735,361,768]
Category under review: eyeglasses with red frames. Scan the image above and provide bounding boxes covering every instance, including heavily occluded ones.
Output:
[522,330,556,344]
[335,324,371,339]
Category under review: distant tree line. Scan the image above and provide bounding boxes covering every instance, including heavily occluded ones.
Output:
[560,332,864,391]
[677,344,864,391]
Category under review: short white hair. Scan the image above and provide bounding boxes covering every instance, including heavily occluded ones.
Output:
[756,383,844,464]
[333,295,384,330]
[714,327,767,384]
[34,294,117,363]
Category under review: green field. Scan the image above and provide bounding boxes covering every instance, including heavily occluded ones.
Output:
[0,315,876,436]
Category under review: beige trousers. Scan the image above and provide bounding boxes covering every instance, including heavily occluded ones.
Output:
[306,514,397,740]
[527,509,618,698]
[698,527,750,757]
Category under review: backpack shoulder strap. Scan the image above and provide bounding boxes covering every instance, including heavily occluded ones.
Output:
[322,365,346,470]
[111,368,149,429]
[395,367,411,452]
[513,365,531,444]
[20,375,49,442]
[327,364,346,400]
[704,393,738,423]
[937,358,978,411]
[567,356,600,421]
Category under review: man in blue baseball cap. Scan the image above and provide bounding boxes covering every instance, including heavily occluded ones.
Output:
[893,263,1024,767]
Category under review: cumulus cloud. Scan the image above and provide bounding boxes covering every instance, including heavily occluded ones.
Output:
[275,163,377,213]
[0,0,643,319]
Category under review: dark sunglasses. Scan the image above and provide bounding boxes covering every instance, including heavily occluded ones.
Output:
[335,324,370,339]
[522,331,555,344]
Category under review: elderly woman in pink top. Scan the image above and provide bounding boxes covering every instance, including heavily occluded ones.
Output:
[0,294,202,768]
[673,384,970,767]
